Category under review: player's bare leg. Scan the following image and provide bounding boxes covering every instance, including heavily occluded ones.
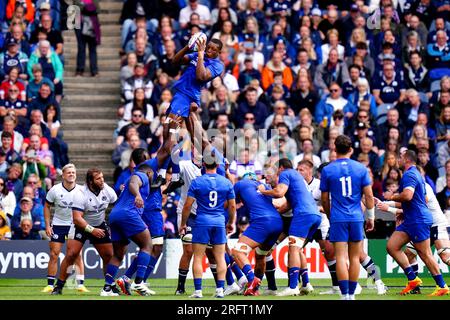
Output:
[206,247,218,283]
[414,239,449,296]
[264,233,286,295]
[212,244,227,298]
[359,249,387,295]
[153,114,183,188]
[299,248,314,295]
[387,231,423,295]
[434,239,450,265]
[276,236,305,296]
[318,239,340,295]
[176,241,193,295]
[102,241,129,296]
[224,243,246,294]
[74,250,88,292]
[191,243,208,298]
[232,236,261,296]
[51,240,83,294]
[335,242,351,299]
[140,241,163,295]
[124,230,154,296]
[404,247,422,294]
[43,241,63,292]
[347,241,363,300]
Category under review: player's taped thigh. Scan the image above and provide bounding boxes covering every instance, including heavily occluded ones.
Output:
[405,242,417,255]
[255,247,270,256]
[288,236,305,248]
[152,237,164,245]
[233,242,252,255]
[437,247,450,257]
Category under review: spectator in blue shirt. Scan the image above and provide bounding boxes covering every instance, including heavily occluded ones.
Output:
[11,218,41,240]
[11,196,43,233]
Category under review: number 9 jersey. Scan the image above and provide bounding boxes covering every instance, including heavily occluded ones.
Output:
[187,173,235,228]
[320,158,371,223]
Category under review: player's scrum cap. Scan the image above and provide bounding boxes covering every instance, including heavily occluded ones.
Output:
[242,171,257,180]
[20,196,33,203]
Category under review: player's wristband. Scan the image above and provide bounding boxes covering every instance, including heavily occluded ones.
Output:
[367,208,375,220]
[385,201,396,207]
[387,207,397,214]
[84,224,94,233]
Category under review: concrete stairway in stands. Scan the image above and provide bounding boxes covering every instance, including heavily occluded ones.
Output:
[61,0,122,185]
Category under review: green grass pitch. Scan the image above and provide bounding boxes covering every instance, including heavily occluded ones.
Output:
[0,278,449,300]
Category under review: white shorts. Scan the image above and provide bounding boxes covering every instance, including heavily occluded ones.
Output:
[315,213,330,241]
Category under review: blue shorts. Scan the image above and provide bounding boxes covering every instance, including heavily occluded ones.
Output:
[396,222,432,243]
[243,218,283,248]
[329,221,364,242]
[142,210,165,239]
[109,212,148,243]
[192,225,226,245]
[167,93,198,118]
[50,225,71,243]
[289,214,322,240]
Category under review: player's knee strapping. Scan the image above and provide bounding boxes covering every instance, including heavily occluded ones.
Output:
[437,247,450,264]
[233,242,252,255]
[181,232,192,244]
[406,243,418,256]
[288,236,304,248]
[152,237,164,246]
[255,247,270,256]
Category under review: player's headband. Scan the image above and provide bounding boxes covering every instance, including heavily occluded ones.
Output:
[242,171,257,180]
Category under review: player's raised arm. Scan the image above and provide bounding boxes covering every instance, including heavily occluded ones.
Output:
[180,196,195,235]
[172,44,191,65]
[195,37,210,81]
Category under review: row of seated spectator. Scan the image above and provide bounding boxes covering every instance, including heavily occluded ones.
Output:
[0,0,70,240]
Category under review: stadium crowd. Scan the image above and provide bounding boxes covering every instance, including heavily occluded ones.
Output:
[111,0,450,239]
[0,0,76,241]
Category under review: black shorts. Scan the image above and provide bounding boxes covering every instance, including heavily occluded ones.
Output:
[72,222,112,245]
[51,225,72,243]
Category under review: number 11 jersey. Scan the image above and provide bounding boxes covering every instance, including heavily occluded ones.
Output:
[320,158,372,223]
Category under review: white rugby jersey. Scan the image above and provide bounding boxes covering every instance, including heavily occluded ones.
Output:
[425,183,448,227]
[72,183,118,226]
[304,176,329,225]
[304,177,321,205]
[46,183,83,226]
[177,160,201,215]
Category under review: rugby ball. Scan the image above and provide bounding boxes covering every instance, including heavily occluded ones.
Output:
[188,32,207,51]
